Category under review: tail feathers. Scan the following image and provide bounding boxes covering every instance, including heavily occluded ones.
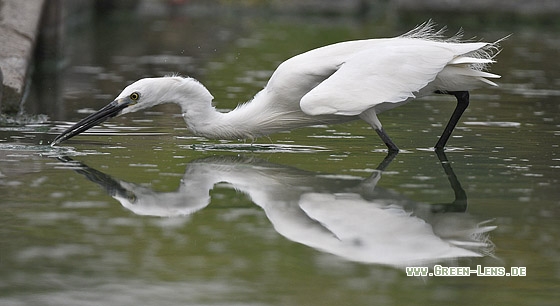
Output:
[404,20,508,90]
[444,66,500,87]
[449,56,495,65]
[448,53,502,87]
[477,77,499,87]
[450,66,501,79]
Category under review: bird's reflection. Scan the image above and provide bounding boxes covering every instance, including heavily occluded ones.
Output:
[60,152,495,267]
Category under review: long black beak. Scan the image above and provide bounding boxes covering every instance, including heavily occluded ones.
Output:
[51,99,131,146]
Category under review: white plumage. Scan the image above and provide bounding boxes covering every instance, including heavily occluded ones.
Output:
[51,21,503,150]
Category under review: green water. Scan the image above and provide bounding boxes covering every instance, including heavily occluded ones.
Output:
[1,5,559,306]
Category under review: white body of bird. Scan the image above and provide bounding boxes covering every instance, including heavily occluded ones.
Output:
[51,22,503,150]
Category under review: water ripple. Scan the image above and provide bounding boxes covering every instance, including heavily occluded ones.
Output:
[463,121,521,128]
[180,143,330,153]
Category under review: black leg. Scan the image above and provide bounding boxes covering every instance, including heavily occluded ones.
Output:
[435,91,470,150]
[360,150,398,191]
[375,128,399,152]
[375,150,398,171]
[431,149,468,213]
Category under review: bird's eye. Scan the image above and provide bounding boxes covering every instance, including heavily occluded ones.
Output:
[129,92,140,101]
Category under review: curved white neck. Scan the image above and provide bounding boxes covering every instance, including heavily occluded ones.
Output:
[168,77,347,140]
[180,88,318,140]
[180,90,284,140]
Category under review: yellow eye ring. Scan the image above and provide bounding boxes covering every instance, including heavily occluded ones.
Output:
[130,92,140,101]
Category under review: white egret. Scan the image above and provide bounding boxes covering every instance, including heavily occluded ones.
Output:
[51,21,503,151]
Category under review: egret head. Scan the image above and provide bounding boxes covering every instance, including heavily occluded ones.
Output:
[51,76,213,146]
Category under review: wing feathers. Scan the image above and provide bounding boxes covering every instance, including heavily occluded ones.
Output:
[299,39,500,117]
[300,42,455,116]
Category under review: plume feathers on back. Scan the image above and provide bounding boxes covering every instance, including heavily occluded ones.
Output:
[281,21,504,116]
